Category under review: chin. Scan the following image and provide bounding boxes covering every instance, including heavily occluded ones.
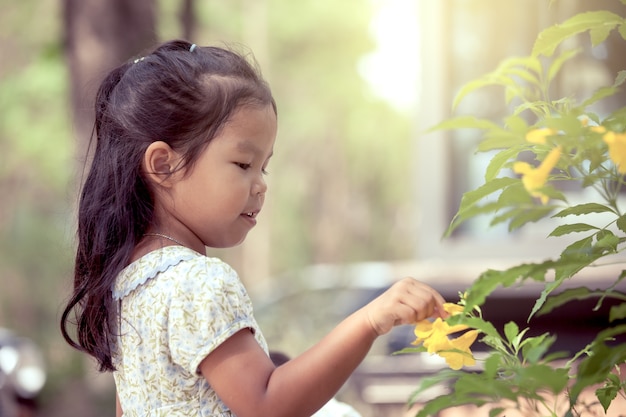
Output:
[210,234,248,249]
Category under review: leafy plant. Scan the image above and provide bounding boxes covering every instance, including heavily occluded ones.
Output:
[402,4,626,416]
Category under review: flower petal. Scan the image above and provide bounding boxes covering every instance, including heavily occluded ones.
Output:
[525,128,555,144]
[603,131,626,174]
[443,303,464,315]
[515,146,561,204]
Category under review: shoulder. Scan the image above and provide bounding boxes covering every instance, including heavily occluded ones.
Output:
[177,251,241,288]
[113,246,240,300]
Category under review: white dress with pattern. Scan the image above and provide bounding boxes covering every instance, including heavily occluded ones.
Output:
[112,246,268,416]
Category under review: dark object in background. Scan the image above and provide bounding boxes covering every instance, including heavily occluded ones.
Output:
[0,328,46,417]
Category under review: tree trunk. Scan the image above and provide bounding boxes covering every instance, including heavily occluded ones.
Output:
[62,0,157,398]
[63,0,157,159]
[180,0,196,42]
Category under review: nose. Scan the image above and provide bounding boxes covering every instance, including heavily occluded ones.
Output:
[252,174,267,196]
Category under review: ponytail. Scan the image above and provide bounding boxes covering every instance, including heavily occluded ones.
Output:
[61,62,154,372]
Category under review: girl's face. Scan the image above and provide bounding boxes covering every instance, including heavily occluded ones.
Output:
[163,104,277,251]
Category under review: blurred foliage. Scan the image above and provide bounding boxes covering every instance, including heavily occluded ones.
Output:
[0,0,414,415]
[192,0,415,270]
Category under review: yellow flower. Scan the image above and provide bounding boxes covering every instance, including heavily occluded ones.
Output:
[443,303,464,315]
[513,146,562,204]
[603,131,626,174]
[423,326,453,353]
[413,317,468,347]
[439,330,479,370]
[412,319,434,345]
[412,302,478,370]
[525,128,556,144]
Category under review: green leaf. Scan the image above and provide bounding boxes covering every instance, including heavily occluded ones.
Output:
[452,57,542,109]
[477,128,526,152]
[428,116,501,133]
[532,11,624,57]
[504,321,519,345]
[547,48,580,83]
[515,363,568,393]
[483,352,502,378]
[446,201,501,237]
[485,147,520,181]
[496,183,535,206]
[505,67,540,86]
[415,387,488,417]
[464,263,549,310]
[582,70,626,107]
[512,327,531,352]
[489,408,506,417]
[570,340,626,403]
[552,203,615,218]
[460,177,519,210]
[520,333,551,361]
[557,236,595,260]
[596,381,619,413]
[616,214,626,233]
[506,55,543,75]
[408,370,458,406]
[448,315,500,340]
[454,371,517,400]
[537,287,596,316]
[598,270,626,312]
[504,114,529,133]
[548,223,599,237]
[595,230,619,254]
[446,177,517,236]
[512,100,550,117]
[530,279,564,320]
[582,86,618,108]
[613,70,626,88]
[590,23,615,46]
[508,205,555,231]
[394,346,426,355]
[610,302,626,322]
[490,207,521,228]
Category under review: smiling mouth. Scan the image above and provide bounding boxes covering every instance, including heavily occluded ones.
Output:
[243,212,258,218]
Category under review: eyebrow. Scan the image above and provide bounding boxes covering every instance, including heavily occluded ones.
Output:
[236,140,273,158]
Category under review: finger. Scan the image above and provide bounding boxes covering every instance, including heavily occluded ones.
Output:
[396,301,428,326]
[430,290,447,319]
[413,281,447,319]
[401,279,446,317]
[396,290,437,323]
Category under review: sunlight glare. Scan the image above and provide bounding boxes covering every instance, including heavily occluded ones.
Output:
[359,0,420,113]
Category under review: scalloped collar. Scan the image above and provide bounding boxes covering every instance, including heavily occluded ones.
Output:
[112,246,202,300]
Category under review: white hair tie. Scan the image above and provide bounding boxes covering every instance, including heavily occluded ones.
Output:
[189,44,197,53]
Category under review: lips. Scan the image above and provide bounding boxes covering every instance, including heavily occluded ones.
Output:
[241,209,260,225]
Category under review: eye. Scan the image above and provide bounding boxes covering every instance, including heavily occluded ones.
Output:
[235,162,251,170]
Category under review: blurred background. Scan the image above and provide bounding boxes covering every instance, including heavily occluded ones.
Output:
[1,0,624,416]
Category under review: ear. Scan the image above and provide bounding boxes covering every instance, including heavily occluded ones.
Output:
[142,141,182,188]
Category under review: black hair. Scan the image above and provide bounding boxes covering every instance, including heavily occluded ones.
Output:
[60,39,276,372]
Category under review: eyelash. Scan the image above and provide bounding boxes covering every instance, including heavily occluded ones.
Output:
[236,163,269,175]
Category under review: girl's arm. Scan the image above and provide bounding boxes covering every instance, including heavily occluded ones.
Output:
[199,277,445,417]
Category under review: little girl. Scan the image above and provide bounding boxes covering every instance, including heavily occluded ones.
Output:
[60,39,447,417]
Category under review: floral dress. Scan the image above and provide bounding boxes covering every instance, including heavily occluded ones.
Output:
[112,246,268,416]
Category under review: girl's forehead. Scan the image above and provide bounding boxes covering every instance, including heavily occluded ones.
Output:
[209,107,276,154]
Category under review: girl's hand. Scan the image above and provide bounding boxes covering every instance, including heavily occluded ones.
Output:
[361,277,446,336]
